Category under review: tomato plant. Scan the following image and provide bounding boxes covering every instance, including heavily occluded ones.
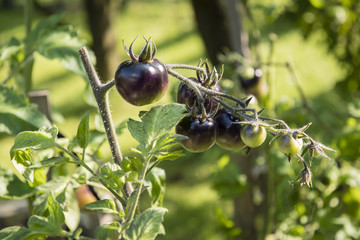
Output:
[0,28,336,240]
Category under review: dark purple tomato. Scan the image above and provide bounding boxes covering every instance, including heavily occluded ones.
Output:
[214,109,245,150]
[177,79,221,114]
[115,59,168,106]
[175,116,217,153]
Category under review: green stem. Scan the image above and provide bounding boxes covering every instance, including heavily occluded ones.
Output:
[78,47,122,164]
[126,154,152,223]
[80,161,126,206]
[79,47,134,198]
[55,143,127,206]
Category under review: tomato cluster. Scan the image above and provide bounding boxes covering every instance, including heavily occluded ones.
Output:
[114,38,306,157]
[174,65,268,153]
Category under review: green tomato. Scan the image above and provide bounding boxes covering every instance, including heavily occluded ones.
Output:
[240,124,267,148]
[277,132,303,156]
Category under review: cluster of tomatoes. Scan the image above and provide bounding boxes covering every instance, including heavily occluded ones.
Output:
[114,37,304,157]
[174,65,267,153]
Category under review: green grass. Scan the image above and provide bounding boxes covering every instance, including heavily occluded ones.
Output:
[0,0,345,239]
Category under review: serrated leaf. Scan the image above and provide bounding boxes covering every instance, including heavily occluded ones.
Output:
[29,168,47,188]
[36,27,87,79]
[23,14,89,79]
[156,150,185,162]
[85,199,118,215]
[99,162,125,190]
[28,156,69,169]
[10,126,58,181]
[0,85,51,135]
[28,215,56,233]
[10,149,33,182]
[145,168,165,206]
[37,176,71,193]
[151,133,187,157]
[124,207,167,240]
[62,184,80,232]
[0,168,36,199]
[0,226,46,240]
[10,126,58,156]
[32,193,49,216]
[95,221,121,240]
[127,104,187,153]
[47,193,65,230]
[122,157,143,173]
[152,134,187,152]
[76,111,90,149]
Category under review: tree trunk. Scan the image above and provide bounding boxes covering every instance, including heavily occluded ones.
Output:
[84,0,119,81]
[191,0,251,66]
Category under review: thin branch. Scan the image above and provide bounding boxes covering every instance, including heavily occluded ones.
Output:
[55,143,127,206]
[167,68,205,104]
[167,67,247,108]
[166,63,208,76]
[78,47,123,164]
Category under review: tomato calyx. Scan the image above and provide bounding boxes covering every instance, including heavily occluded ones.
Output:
[123,36,157,62]
[186,99,219,123]
[176,60,223,116]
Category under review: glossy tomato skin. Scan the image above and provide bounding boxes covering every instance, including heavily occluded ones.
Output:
[240,124,267,148]
[177,80,221,114]
[214,109,245,150]
[115,59,168,106]
[277,132,303,156]
[175,116,217,153]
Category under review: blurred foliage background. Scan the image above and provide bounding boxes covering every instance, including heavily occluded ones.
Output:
[0,0,359,239]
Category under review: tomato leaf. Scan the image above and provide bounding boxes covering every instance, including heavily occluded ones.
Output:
[150,133,187,161]
[99,162,125,190]
[62,184,80,232]
[127,103,187,154]
[85,199,119,215]
[24,14,90,79]
[28,156,69,168]
[28,215,56,233]
[10,126,58,182]
[145,168,165,206]
[0,226,46,240]
[37,176,71,193]
[96,221,121,240]
[122,157,143,173]
[47,193,65,230]
[0,168,36,199]
[76,111,90,149]
[10,126,58,154]
[124,207,167,240]
[0,85,51,135]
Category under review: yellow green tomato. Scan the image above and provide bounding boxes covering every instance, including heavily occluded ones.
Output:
[277,132,303,156]
[240,124,267,148]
